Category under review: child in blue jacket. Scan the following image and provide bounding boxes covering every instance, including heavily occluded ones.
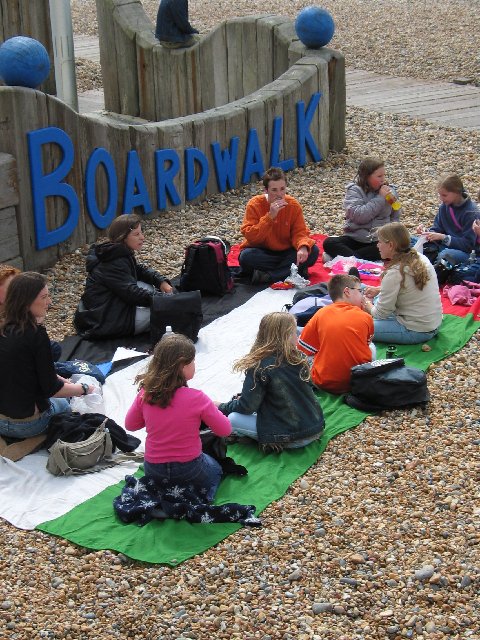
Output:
[416,174,479,266]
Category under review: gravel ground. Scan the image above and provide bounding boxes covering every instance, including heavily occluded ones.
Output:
[71,0,480,85]
[1,1,480,639]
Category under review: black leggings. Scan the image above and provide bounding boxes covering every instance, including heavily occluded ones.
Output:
[323,235,381,262]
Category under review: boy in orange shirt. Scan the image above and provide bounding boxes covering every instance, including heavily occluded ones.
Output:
[239,167,319,283]
[298,274,374,394]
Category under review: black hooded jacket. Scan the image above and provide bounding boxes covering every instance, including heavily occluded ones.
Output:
[74,242,169,338]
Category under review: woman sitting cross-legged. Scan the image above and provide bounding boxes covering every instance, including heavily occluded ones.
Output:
[217,312,324,451]
[362,223,443,344]
[0,272,95,442]
[74,214,173,339]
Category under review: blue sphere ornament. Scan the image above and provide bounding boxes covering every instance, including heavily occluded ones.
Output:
[0,36,50,88]
[295,6,335,49]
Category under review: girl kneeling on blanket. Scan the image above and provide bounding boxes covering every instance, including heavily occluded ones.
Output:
[125,333,231,501]
[217,312,324,451]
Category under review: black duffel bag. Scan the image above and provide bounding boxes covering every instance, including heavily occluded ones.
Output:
[345,358,429,412]
[150,290,203,345]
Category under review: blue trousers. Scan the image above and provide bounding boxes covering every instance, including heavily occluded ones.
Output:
[0,398,71,439]
[144,453,223,502]
[373,316,439,345]
[229,412,319,449]
[239,245,319,282]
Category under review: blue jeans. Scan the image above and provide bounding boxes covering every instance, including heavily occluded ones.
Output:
[437,248,470,266]
[229,412,318,449]
[144,453,223,502]
[373,316,439,345]
[239,245,319,282]
[0,398,71,439]
[454,258,480,283]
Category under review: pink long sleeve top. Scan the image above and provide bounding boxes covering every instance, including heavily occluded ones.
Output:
[125,387,232,463]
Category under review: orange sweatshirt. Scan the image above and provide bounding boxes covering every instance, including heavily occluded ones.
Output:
[298,302,374,394]
[240,194,315,252]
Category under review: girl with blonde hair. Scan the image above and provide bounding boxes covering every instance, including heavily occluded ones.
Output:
[363,223,442,344]
[217,312,324,450]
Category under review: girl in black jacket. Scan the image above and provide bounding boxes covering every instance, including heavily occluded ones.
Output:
[74,214,172,338]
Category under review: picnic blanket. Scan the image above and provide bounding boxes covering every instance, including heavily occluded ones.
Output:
[1,250,479,564]
[36,297,478,565]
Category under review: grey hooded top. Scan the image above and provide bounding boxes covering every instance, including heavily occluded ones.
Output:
[343,182,402,242]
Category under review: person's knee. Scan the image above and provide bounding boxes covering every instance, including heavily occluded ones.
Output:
[307,244,320,265]
[239,248,261,271]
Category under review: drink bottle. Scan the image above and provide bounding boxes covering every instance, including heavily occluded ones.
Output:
[386,345,397,359]
[385,192,402,211]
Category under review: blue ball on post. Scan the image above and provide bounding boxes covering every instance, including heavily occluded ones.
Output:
[0,36,50,88]
[295,6,335,49]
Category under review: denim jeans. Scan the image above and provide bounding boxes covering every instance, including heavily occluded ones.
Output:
[437,248,470,266]
[229,412,318,449]
[0,398,71,439]
[144,453,223,502]
[239,245,319,282]
[373,316,439,345]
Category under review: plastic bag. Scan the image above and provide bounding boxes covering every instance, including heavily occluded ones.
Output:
[284,264,310,288]
[69,374,105,414]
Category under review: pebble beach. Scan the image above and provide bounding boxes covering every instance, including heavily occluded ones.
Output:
[1,1,479,639]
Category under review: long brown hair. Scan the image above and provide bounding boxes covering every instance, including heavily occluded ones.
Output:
[355,156,384,193]
[0,272,47,335]
[436,173,465,195]
[135,333,196,408]
[107,214,142,244]
[378,223,430,290]
[233,312,309,381]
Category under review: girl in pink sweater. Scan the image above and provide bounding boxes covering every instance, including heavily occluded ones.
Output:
[125,333,231,501]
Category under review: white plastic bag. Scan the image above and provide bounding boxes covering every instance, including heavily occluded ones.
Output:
[69,374,105,414]
[284,263,310,288]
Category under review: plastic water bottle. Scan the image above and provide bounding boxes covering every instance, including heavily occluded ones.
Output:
[385,192,402,211]
[164,325,173,338]
[468,250,476,264]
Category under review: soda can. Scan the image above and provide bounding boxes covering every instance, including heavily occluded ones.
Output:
[386,345,397,359]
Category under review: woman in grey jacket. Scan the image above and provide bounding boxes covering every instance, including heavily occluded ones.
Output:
[323,157,402,262]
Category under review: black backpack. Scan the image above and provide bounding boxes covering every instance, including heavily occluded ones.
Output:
[345,358,429,412]
[180,236,234,296]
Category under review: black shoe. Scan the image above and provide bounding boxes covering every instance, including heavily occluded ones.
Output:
[348,266,360,279]
[298,264,309,278]
[251,269,272,285]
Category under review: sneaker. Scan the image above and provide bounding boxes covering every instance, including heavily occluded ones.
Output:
[348,266,361,279]
[251,269,272,285]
